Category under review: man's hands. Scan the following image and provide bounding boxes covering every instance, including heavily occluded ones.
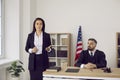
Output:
[84,63,97,69]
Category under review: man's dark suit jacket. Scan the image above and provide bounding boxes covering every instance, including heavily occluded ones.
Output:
[25,32,51,71]
[76,50,107,68]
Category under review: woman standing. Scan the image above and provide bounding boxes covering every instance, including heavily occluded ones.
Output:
[25,18,51,80]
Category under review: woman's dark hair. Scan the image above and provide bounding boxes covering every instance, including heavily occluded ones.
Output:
[32,17,45,33]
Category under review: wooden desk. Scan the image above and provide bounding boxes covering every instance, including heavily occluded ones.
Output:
[43,67,120,80]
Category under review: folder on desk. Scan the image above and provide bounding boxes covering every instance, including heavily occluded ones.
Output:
[46,66,61,72]
[65,68,80,73]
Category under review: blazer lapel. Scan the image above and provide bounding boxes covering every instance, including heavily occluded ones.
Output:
[87,50,91,57]
[30,32,35,48]
[93,50,97,57]
[42,32,45,52]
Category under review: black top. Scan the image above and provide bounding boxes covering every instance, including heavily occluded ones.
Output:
[25,32,51,71]
[75,50,107,68]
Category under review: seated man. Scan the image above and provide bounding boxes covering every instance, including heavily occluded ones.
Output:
[76,38,107,69]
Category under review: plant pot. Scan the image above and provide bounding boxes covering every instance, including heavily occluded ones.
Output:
[10,77,20,80]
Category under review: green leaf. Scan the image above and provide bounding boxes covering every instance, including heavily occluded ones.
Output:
[7,61,25,77]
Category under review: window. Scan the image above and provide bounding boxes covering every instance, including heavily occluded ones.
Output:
[0,0,4,58]
[0,0,1,56]
[0,0,19,66]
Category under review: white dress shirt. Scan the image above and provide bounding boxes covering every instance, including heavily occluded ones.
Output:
[28,32,43,54]
[80,49,96,68]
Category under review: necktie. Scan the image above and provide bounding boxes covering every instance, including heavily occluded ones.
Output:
[91,52,93,57]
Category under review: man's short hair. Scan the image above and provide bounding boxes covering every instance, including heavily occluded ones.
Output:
[88,38,97,44]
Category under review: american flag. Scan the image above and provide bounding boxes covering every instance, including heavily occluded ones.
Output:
[74,26,83,65]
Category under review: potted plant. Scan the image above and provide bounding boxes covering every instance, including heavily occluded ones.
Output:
[7,60,25,80]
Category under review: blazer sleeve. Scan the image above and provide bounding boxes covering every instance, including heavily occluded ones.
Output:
[47,34,51,47]
[25,34,31,53]
[42,33,51,71]
[75,51,85,67]
[96,52,107,68]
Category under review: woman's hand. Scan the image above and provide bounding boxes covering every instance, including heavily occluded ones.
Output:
[45,45,52,52]
[32,47,38,53]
